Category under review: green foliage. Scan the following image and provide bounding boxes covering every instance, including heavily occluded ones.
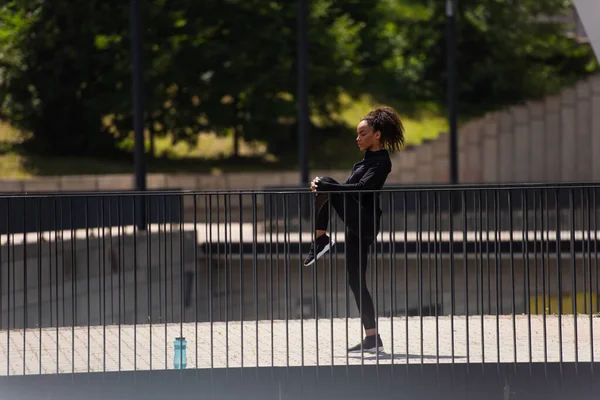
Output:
[0,0,597,161]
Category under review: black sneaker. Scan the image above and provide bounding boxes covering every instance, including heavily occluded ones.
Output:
[303,234,335,266]
[348,334,384,354]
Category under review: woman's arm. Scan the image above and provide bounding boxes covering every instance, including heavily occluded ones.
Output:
[316,162,390,192]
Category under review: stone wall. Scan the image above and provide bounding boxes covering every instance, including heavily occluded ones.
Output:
[388,73,600,184]
[0,74,598,192]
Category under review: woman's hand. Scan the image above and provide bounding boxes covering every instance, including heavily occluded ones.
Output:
[310,177,321,192]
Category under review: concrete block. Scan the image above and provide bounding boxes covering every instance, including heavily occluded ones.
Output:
[590,74,600,93]
[465,122,482,183]
[527,101,545,120]
[0,179,25,193]
[592,95,600,180]
[198,174,228,190]
[147,174,168,190]
[497,111,514,183]
[96,174,132,191]
[511,105,529,125]
[544,96,561,181]
[432,133,449,183]
[576,80,592,99]
[561,87,576,105]
[511,107,530,182]
[529,118,546,182]
[255,173,284,188]
[414,141,434,183]
[166,174,200,190]
[224,172,260,190]
[399,146,417,184]
[560,104,576,181]
[279,172,299,187]
[482,135,499,183]
[22,178,61,193]
[61,175,99,191]
[576,96,592,181]
[527,101,545,182]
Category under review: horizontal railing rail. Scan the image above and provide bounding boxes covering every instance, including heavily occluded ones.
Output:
[0,184,598,380]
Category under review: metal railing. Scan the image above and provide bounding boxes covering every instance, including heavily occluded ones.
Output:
[0,183,599,379]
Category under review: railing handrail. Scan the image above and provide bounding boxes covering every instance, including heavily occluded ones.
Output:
[1,180,600,198]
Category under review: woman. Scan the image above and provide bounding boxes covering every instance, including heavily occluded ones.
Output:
[304,106,404,354]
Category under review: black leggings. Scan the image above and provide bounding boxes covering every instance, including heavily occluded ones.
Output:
[314,177,379,331]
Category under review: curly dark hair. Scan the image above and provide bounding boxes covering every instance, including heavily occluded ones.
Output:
[361,106,405,153]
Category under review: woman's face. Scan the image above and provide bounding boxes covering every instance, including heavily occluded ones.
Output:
[356,120,380,152]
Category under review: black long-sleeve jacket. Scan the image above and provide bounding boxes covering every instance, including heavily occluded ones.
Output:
[317,149,392,217]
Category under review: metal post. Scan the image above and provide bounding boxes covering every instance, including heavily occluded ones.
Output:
[130,0,146,229]
[446,0,458,185]
[297,0,309,186]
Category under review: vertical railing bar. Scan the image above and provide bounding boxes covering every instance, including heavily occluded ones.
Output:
[403,191,408,372]
[358,191,363,369]
[37,198,42,375]
[344,193,349,371]
[238,194,244,371]
[301,193,307,370]
[263,194,269,325]
[313,191,319,372]
[427,192,433,321]
[229,195,234,356]
[193,195,198,374]
[6,199,10,377]
[97,197,103,374]
[109,198,114,326]
[253,193,259,371]
[179,195,184,375]
[132,195,138,373]
[223,194,229,371]
[555,190,563,376]
[595,189,599,339]
[373,190,380,368]
[509,191,516,372]
[275,194,280,322]
[417,192,423,367]
[494,190,500,372]
[570,189,578,369]
[462,190,469,372]
[329,191,335,371]
[216,195,221,323]
[533,189,539,315]
[162,196,168,369]
[157,197,162,363]
[485,191,491,317]
[479,190,484,370]
[146,196,152,373]
[541,191,548,374]
[167,198,173,326]
[101,197,108,374]
[23,200,28,376]
[48,199,53,328]
[55,198,60,374]
[588,189,595,370]
[524,190,532,374]
[61,200,67,329]
[473,191,479,316]
[269,194,274,373]
[85,197,92,374]
[71,198,76,376]
[449,191,455,375]
[117,197,122,373]
[586,188,594,371]
[434,191,440,371]
[206,195,214,373]
[284,194,290,370]
[389,192,395,369]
